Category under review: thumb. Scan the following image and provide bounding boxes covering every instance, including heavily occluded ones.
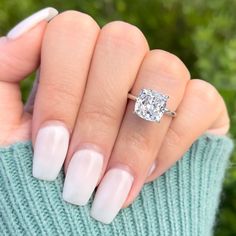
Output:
[0,7,58,82]
[0,8,58,144]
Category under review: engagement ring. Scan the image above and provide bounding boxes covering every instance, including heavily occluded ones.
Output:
[128,88,176,122]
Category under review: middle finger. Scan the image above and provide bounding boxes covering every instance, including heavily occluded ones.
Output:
[63,21,149,205]
[91,50,190,223]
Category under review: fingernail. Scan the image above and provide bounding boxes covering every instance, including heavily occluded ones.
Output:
[147,162,156,177]
[7,7,58,39]
[0,37,7,43]
[63,149,104,206]
[32,123,69,181]
[90,168,134,224]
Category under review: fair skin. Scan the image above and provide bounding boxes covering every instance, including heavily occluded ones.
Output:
[0,10,230,222]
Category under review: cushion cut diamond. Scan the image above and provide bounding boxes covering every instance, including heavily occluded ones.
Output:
[134,89,169,122]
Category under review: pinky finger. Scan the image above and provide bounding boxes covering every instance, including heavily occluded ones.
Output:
[147,79,230,181]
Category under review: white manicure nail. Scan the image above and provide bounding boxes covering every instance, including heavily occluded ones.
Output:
[63,149,104,206]
[32,124,69,181]
[0,37,7,43]
[147,162,156,177]
[90,168,134,224]
[7,7,58,39]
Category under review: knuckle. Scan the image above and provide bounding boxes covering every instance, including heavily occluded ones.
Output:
[165,125,184,149]
[49,10,99,33]
[40,80,79,105]
[80,103,119,125]
[189,79,219,105]
[124,131,150,152]
[145,49,190,82]
[101,21,148,50]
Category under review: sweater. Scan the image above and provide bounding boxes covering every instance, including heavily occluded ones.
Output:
[0,134,234,236]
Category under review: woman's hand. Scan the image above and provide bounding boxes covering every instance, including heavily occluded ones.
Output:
[0,9,230,224]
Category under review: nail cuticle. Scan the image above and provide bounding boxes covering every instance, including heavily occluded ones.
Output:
[72,142,107,160]
[39,120,71,134]
[107,163,136,181]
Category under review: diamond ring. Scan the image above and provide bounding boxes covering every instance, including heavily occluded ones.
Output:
[128,88,176,122]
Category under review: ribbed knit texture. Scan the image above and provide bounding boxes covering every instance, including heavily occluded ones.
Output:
[0,134,233,236]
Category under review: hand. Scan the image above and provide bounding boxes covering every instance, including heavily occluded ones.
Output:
[0,9,229,224]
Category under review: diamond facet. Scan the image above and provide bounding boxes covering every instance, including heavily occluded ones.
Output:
[134,89,169,122]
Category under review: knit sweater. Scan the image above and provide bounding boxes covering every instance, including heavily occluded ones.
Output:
[0,134,233,236]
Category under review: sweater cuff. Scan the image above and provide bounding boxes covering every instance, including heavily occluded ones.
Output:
[0,134,234,236]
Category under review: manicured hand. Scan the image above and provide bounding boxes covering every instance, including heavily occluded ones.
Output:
[0,9,230,224]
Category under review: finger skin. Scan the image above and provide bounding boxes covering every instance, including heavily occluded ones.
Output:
[32,11,100,140]
[146,79,230,182]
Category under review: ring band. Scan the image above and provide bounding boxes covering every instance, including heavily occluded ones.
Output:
[128,89,176,122]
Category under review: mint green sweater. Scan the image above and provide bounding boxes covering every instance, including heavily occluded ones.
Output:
[0,134,233,236]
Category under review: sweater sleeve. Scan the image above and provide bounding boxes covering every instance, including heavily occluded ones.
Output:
[0,134,234,236]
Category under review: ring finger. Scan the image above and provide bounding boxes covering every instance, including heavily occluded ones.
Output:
[90,49,190,223]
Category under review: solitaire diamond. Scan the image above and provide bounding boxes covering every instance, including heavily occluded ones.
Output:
[134,89,169,122]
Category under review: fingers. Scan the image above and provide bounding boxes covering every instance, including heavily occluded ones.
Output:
[32,11,100,180]
[0,8,58,145]
[147,79,230,182]
[17,11,229,226]
[90,50,190,223]
[63,21,149,206]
